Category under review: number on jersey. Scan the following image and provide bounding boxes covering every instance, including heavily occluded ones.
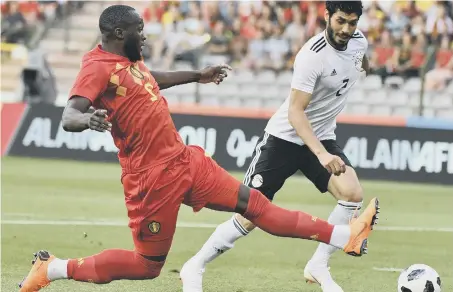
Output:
[336,78,349,96]
[144,82,158,101]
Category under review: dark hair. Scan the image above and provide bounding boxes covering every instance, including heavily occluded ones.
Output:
[99,4,136,35]
[326,1,363,18]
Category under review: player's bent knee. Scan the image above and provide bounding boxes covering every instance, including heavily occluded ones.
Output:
[123,253,166,280]
[139,254,166,279]
[235,184,252,214]
[144,264,163,279]
[336,184,363,202]
[93,254,165,283]
[142,261,163,280]
[234,213,257,232]
[329,171,363,203]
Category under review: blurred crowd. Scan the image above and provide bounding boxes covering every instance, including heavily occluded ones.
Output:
[1,0,84,46]
[142,0,453,90]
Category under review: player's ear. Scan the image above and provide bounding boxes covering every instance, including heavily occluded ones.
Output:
[114,28,124,40]
[324,10,329,23]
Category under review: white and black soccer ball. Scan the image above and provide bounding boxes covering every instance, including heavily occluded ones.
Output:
[398,264,441,292]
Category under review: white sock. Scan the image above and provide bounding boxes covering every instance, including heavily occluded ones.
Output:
[47,258,69,281]
[329,225,351,249]
[191,215,249,268]
[310,200,362,266]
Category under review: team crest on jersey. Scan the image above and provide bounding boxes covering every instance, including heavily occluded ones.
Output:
[148,221,161,234]
[251,174,263,188]
[353,50,365,71]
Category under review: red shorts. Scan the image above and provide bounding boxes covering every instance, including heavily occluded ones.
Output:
[121,145,241,257]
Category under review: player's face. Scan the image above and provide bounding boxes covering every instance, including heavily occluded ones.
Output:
[122,11,146,62]
[325,10,359,49]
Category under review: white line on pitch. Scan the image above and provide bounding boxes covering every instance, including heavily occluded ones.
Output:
[375,226,453,232]
[1,219,453,232]
[373,267,404,272]
[0,219,218,228]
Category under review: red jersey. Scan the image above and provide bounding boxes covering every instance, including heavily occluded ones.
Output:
[436,49,453,68]
[374,46,395,67]
[69,45,185,173]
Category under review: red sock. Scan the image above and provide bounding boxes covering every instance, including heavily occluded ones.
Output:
[67,249,164,284]
[243,189,334,244]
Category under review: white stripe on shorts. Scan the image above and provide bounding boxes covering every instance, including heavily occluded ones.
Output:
[243,132,270,186]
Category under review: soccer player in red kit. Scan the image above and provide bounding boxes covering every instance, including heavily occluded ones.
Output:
[19,5,380,292]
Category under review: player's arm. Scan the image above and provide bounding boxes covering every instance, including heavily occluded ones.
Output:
[62,62,111,132]
[62,97,93,132]
[62,97,111,132]
[150,64,231,89]
[360,35,370,76]
[288,51,345,175]
[150,71,201,89]
[288,90,328,156]
[362,55,370,76]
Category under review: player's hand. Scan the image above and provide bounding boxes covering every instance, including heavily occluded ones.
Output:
[198,64,232,85]
[317,152,346,176]
[88,109,112,132]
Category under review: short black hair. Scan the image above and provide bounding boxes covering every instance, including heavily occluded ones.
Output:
[99,4,136,35]
[326,1,363,18]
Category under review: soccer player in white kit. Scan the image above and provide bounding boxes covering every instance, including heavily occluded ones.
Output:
[180,2,371,291]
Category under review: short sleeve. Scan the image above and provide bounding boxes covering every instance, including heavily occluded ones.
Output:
[290,49,323,94]
[69,61,108,103]
[355,30,369,52]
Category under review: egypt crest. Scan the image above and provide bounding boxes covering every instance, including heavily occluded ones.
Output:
[353,50,364,71]
[148,221,161,234]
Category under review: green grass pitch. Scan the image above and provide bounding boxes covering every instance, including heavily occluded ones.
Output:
[2,156,452,292]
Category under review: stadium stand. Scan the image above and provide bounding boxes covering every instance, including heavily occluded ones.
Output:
[1,0,85,102]
[1,1,452,119]
[1,1,46,100]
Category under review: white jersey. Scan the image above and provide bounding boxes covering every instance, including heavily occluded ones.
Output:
[265,30,368,146]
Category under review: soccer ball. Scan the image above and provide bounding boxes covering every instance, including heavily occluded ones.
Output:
[397,264,441,292]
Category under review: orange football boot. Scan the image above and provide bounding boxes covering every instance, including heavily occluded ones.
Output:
[19,250,55,292]
[343,197,380,256]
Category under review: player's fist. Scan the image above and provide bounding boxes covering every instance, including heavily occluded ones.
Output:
[317,152,346,176]
[88,109,112,132]
[198,64,232,85]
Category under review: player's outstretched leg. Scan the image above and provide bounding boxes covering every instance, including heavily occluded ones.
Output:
[235,186,379,255]
[18,249,165,292]
[181,184,379,292]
